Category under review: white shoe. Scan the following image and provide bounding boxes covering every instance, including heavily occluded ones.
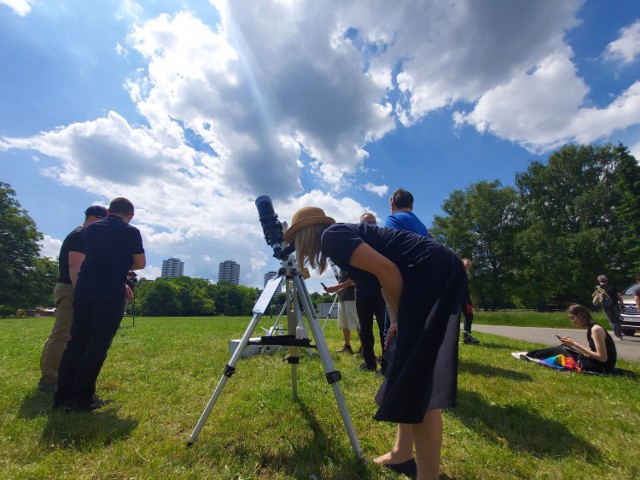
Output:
[511,352,529,361]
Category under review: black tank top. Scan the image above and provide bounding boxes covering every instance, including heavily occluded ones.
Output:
[587,324,617,373]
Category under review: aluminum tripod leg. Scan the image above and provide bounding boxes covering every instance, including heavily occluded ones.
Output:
[294,275,362,459]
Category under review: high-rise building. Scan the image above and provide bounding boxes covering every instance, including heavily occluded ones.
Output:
[161,258,184,278]
[263,271,278,287]
[264,270,282,294]
[218,260,240,285]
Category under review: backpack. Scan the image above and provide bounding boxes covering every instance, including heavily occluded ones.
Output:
[592,286,613,308]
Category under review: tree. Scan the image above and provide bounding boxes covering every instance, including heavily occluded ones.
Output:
[431,180,518,309]
[136,279,182,316]
[0,182,44,310]
[514,143,639,308]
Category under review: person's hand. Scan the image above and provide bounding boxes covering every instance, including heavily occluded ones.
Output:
[325,285,339,294]
[385,324,397,350]
[559,336,573,347]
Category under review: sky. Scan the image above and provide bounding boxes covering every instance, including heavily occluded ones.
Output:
[1,0,639,294]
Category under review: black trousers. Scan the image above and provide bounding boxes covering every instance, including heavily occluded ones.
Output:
[356,286,386,368]
[54,293,125,408]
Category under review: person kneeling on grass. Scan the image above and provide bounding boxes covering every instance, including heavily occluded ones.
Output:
[515,304,617,374]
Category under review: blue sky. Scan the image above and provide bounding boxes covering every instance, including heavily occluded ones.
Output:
[1,0,639,293]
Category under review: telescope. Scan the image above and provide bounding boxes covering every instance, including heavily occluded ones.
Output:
[255,195,294,260]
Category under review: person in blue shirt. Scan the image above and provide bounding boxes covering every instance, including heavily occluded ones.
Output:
[285,206,465,480]
[385,188,431,237]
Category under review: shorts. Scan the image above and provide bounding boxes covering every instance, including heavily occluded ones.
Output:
[337,300,359,330]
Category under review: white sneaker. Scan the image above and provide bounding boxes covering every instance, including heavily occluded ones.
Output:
[511,352,529,361]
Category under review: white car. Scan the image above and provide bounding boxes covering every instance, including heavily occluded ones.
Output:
[620,283,640,336]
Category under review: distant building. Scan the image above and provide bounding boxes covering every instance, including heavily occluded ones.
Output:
[219,260,240,285]
[161,258,184,278]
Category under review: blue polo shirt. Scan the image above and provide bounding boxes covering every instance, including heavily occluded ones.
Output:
[384,211,431,237]
[75,215,144,296]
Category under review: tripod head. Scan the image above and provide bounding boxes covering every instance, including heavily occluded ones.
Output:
[255,195,295,260]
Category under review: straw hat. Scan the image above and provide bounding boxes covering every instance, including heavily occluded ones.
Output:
[284,207,335,242]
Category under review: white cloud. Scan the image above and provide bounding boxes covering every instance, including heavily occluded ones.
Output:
[363,182,388,197]
[39,236,62,260]
[606,19,640,65]
[4,0,640,288]
[0,0,32,16]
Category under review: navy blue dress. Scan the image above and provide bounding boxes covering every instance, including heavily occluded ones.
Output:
[321,223,466,423]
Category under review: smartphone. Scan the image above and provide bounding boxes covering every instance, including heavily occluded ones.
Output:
[321,282,328,291]
[555,335,563,340]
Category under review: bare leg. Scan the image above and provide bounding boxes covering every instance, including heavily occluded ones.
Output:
[373,423,414,464]
[343,329,351,345]
[412,409,442,480]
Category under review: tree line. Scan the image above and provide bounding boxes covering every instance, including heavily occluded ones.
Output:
[430,143,640,310]
[129,276,336,317]
[1,143,638,315]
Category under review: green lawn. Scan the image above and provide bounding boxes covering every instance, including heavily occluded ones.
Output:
[1,314,639,479]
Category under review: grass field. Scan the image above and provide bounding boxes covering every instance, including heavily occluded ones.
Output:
[1,313,639,479]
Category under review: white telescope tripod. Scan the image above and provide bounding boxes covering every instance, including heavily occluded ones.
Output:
[187,250,362,460]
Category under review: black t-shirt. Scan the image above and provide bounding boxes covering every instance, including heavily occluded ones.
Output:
[600,283,619,310]
[75,215,144,296]
[57,226,84,284]
[321,222,449,285]
[337,270,355,302]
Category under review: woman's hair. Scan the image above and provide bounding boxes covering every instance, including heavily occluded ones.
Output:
[294,223,329,274]
[566,304,593,324]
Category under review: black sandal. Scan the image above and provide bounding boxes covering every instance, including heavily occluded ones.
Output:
[383,458,417,478]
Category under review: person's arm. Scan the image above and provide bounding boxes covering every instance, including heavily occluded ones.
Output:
[617,293,625,311]
[68,251,85,287]
[130,253,146,271]
[560,325,608,363]
[635,291,640,312]
[325,278,354,294]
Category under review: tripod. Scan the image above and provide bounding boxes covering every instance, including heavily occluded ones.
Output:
[187,252,363,459]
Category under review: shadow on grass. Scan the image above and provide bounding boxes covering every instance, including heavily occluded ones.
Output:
[19,391,138,449]
[459,360,533,381]
[452,390,601,461]
[17,390,55,419]
[218,399,368,479]
[40,407,138,450]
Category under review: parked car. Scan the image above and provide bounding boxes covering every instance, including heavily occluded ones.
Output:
[620,283,640,336]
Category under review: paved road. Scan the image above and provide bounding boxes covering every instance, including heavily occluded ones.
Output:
[472,324,640,362]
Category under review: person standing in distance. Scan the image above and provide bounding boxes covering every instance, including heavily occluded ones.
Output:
[356,212,386,371]
[596,275,625,341]
[324,269,360,353]
[53,197,145,411]
[37,205,108,393]
[461,258,480,345]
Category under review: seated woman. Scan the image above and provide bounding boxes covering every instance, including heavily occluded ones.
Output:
[521,304,617,374]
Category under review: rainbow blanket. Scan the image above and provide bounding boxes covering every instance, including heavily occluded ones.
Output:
[537,354,582,372]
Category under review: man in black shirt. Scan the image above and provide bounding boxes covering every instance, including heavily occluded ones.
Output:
[37,205,107,393]
[54,197,145,411]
